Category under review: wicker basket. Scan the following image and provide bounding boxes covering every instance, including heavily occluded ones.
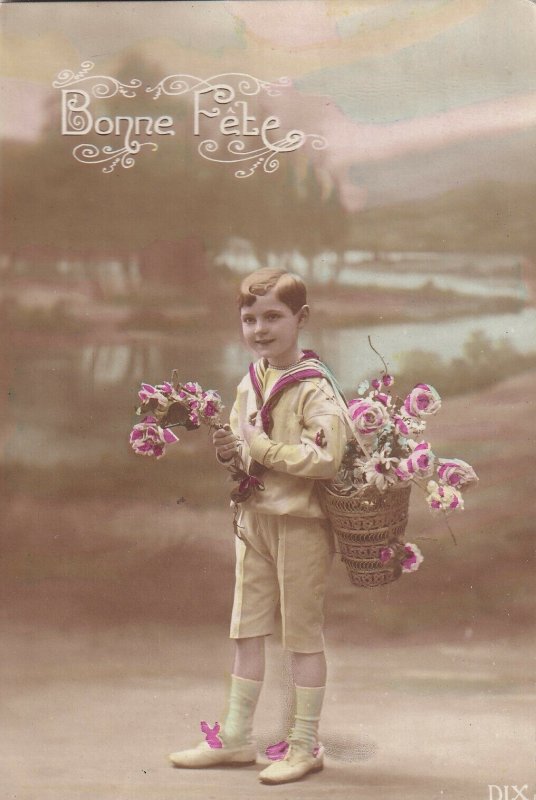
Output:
[320,482,411,588]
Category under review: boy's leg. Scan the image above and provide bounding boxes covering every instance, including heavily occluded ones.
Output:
[259,516,332,784]
[168,636,264,768]
[233,633,265,681]
[291,649,326,688]
[170,510,277,768]
[258,653,327,784]
[220,636,265,745]
[288,650,326,752]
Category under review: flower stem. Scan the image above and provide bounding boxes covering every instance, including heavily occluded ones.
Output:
[442,512,458,546]
[409,476,458,545]
[367,335,389,375]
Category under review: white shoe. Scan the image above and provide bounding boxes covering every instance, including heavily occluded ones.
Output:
[168,740,257,768]
[258,743,324,784]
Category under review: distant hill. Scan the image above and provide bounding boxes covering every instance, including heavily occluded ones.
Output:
[347,181,536,257]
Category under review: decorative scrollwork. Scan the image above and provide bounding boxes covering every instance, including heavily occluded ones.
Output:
[198,131,327,178]
[53,61,95,86]
[53,61,141,98]
[72,142,158,173]
[53,66,326,177]
[146,72,290,100]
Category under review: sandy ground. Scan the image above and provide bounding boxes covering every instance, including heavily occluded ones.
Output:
[3,622,534,800]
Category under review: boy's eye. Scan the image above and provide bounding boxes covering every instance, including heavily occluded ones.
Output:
[242,317,255,324]
[267,314,280,321]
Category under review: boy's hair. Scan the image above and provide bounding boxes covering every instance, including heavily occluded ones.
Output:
[238,268,307,314]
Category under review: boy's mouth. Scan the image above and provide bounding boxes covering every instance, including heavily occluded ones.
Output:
[256,339,274,345]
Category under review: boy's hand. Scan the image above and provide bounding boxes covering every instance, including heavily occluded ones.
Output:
[213,424,238,462]
[242,411,264,447]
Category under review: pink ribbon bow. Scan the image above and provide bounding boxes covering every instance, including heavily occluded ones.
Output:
[200,721,223,749]
[238,475,264,494]
[265,740,320,760]
[265,740,289,760]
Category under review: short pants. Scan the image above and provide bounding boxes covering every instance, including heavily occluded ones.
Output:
[230,510,335,653]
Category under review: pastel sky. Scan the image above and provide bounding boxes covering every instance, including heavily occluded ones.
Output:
[1,0,535,207]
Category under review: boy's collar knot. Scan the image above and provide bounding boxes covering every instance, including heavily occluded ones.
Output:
[263,349,320,371]
[250,351,326,436]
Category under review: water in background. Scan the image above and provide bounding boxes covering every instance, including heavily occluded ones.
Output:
[4,306,536,469]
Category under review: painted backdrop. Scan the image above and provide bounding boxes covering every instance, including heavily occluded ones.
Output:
[1,2,534,799]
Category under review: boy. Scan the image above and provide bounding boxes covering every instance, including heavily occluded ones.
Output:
[169,268,348,784]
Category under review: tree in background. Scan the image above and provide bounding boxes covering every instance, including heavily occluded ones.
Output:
[1,53,353,265]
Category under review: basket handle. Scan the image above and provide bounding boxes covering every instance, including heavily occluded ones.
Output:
[329,384,372,462]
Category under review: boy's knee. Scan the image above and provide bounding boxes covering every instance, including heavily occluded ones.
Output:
[236,635,266,648]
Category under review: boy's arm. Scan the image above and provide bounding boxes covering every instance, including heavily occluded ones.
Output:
[248,394,348,480]
[215,387,251,471]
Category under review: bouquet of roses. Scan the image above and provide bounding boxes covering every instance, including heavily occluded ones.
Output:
[129,371,225,459]
[331,372,478,575]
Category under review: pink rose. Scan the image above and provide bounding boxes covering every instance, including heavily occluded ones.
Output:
[395,441,435,481]
[129,417,179,459]
[203,400,218,418]
[183,381,202,395]
[199,390,224,420]
[394,415,410,436]
[138,383,168,406]
[348,398,390,435]
[401,543,423,573]
[379,547,394,564]
[403,384,441,418]
[426,481,464,512]
[437,459,478,488]
[375,392,391,407]
[138,383,157,403]
[382,374,394,387]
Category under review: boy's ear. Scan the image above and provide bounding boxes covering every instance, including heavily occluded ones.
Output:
[297,305,310,327]
[298,306,309,328]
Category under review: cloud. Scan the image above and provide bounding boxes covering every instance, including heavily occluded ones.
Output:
[296,0,536,123]
[319,91,536,167]
[1,2,244,59]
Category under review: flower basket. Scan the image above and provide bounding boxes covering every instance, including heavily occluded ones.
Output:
[320,482,412,588]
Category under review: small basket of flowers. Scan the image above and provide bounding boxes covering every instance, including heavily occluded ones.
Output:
[321,365,478,588]
[129,371,261,510]
[129,370,226,458]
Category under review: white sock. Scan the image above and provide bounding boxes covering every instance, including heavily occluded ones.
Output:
[288,684,325,753]
[220,674,263,746]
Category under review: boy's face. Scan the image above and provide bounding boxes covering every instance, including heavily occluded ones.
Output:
[240,289,309,367]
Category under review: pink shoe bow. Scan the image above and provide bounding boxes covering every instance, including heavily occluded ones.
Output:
[265,740,320,760]
[200,721,223,749]
[265,740,289,761]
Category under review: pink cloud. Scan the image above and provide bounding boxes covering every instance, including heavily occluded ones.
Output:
[255,85,536,209]
[266,85,536,167]
[319,92,536,167]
